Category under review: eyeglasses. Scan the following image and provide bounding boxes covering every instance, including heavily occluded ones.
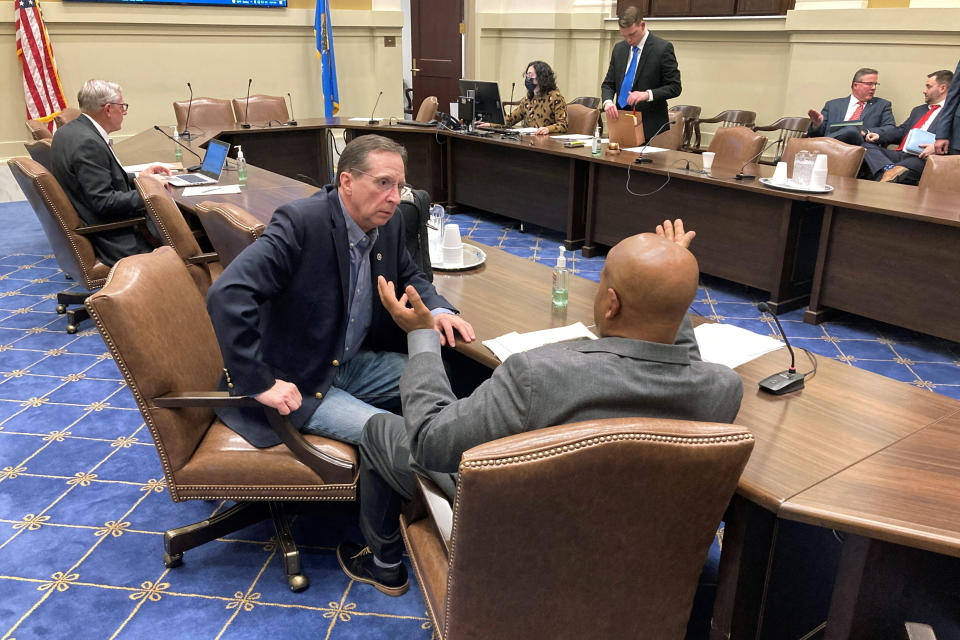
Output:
[856,82,879,88]
[107,102,129,113]
[523,72,536,80]
[351,169,408,194]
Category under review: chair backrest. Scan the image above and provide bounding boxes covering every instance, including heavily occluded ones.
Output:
[85,247,224,480]
[754,117,810,164]
[438,417,754,640]
[194,201,265,268]
[918,155,960,193]
[567,96,601,110]
[669,105,702,150]
[565,103,600,136]
[712,109,757,128]
[134,176,219,295]
[54,107,82,128]
[173,97,236,130]
[24,139,54,170]
[416,96,439,123]
[231,94,289,124]
[649,110,683,150]
[782,136,865,178]
[26,119,53,140]
[7,157,109,289]
[707,126,766,168]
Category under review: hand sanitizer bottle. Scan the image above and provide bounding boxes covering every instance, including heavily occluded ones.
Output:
[173,127,182,163]
[591,124,601,156]
[235,145,247,186]
[552,245,569,307]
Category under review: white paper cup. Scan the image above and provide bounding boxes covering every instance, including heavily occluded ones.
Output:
[772,161,788,184]
[442,223,462,248]
[702,152,715,171]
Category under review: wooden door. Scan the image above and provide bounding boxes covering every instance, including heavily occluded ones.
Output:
[411,0,463,114]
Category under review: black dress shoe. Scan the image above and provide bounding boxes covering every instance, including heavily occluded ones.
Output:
[336,542,409,596]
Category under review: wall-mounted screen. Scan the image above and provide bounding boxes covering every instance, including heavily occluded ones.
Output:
[64,0,285,7]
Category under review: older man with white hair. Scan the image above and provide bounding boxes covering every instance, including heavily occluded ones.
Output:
[51,79,170,265]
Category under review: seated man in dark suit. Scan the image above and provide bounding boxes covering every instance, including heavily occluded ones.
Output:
[927,57,960,157]
[335,220,744,596]
[861,69,952,184]
[50,79,171,266]
[807,68,895,144]
[206,134,475,450]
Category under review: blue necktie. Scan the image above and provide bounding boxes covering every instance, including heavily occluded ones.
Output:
[618,46,640,109]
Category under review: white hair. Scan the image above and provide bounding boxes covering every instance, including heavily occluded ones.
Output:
[78,79,122,112]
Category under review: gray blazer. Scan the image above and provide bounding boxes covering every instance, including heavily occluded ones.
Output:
[400,316,743,476]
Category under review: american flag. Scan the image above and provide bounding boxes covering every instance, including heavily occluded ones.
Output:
[15,0,68,134]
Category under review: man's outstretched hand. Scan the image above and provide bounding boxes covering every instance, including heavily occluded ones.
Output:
[377,276,476,347]
[656,218,696,249]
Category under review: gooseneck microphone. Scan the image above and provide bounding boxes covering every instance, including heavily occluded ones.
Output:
[509,82,515,115]
[368,90,383,125]
[153,125,204,166]
[241,78,253,129]
[633,119,673,165]
[286,92,297,126]
[735,138,780,180]
[181,82,195,141]
[756,302,805,395]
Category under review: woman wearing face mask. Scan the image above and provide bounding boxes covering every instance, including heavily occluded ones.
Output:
[483,60,567,135]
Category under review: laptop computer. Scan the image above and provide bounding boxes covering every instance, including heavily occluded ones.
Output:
[167,138,231,187]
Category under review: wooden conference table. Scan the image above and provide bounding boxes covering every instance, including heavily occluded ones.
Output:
[117,128,960,637]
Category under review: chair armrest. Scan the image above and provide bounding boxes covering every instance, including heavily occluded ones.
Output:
[416,475,453,554]
[153,391,355,477]
[694,116,724,125]
[752,124,780,132]
[186,252,219,265]
[76,217,149,235]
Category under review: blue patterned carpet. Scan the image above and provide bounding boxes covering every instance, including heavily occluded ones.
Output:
[1,199,958,640]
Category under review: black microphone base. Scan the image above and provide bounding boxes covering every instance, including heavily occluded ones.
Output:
[634,157,653,164]
[179,130,196,141]
[368,119,378,125]
[758,370,805,395]
[735,174,757,180]
[186,164,201,173]
[241,123,252,129]
[287,120,298,126]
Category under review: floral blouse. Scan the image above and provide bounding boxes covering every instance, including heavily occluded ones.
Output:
[503,89,568,134]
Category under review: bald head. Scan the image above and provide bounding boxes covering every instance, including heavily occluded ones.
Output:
[593,233,699,343]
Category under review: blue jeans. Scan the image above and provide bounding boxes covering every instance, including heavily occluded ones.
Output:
[301,349,407,445]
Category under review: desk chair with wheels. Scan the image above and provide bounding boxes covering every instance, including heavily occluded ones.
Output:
[416,96,439,123]
[649,110,683,150]
[917,154,960,192]
[173,97,236,133]
[134,176,222,295]
[232,94,289,124]
[753,117,810,164]
[85,247,358,591]
[707,126,766,169]
[24,139,53,170]
[8,157,151,333]
[565,103,600,136]
[669,104,703,151]
[194,201,265,268]
[401,417,754,640]
[567,96,601,110]
[781,136,865,178]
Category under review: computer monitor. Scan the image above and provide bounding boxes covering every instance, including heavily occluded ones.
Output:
[458,80,505,125]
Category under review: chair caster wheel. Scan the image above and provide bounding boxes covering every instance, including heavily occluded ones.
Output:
[164,553,183,568]
[66,324,78,334]
[56,304,67,314]
[288,574,309,592]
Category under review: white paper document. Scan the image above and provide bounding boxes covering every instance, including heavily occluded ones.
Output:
[622,145,670,154]
[514,127,539,134]
[550,134,594,141]
[123,162,182,175]
[349,117,381,122]
[483,322,598,363]
[182,185,242,196]
[693,323,784,369]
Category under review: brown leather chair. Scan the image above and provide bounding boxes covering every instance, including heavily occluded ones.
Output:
[8,157,149,333]
[669,104,702,151]
[649,109,683,150]
[567,96,601,110]
[707,126,766,169]
[134,176,222,295]
[194,201,265,268]
[918,155,960,193]
[565,103,600,136]
[781,136,865,178]
[401,417,754,640]
[692,109,757,152]
[416,96,439,123]
[84,246,358,591]
[24,139,53,170]
[753,117,810,164]
[232,94,289,124]
[26,119,53,140]
[54,107,82,128]
[173,97,236,132]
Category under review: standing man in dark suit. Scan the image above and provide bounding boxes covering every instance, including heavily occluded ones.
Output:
[334,221,744,597]
[807,68,895,144]
[927,57,960,157]
[860,69,952,184]
[50,79,171,266]
[601,6,682,143]
[206,135,475,449]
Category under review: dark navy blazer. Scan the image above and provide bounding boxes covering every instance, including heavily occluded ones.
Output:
[808,96,895,138]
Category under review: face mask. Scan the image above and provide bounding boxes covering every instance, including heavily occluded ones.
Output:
[524,78,536,92]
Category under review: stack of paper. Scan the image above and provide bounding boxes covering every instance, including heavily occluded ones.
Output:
[693,323,784,369]
[483,322,598,362]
